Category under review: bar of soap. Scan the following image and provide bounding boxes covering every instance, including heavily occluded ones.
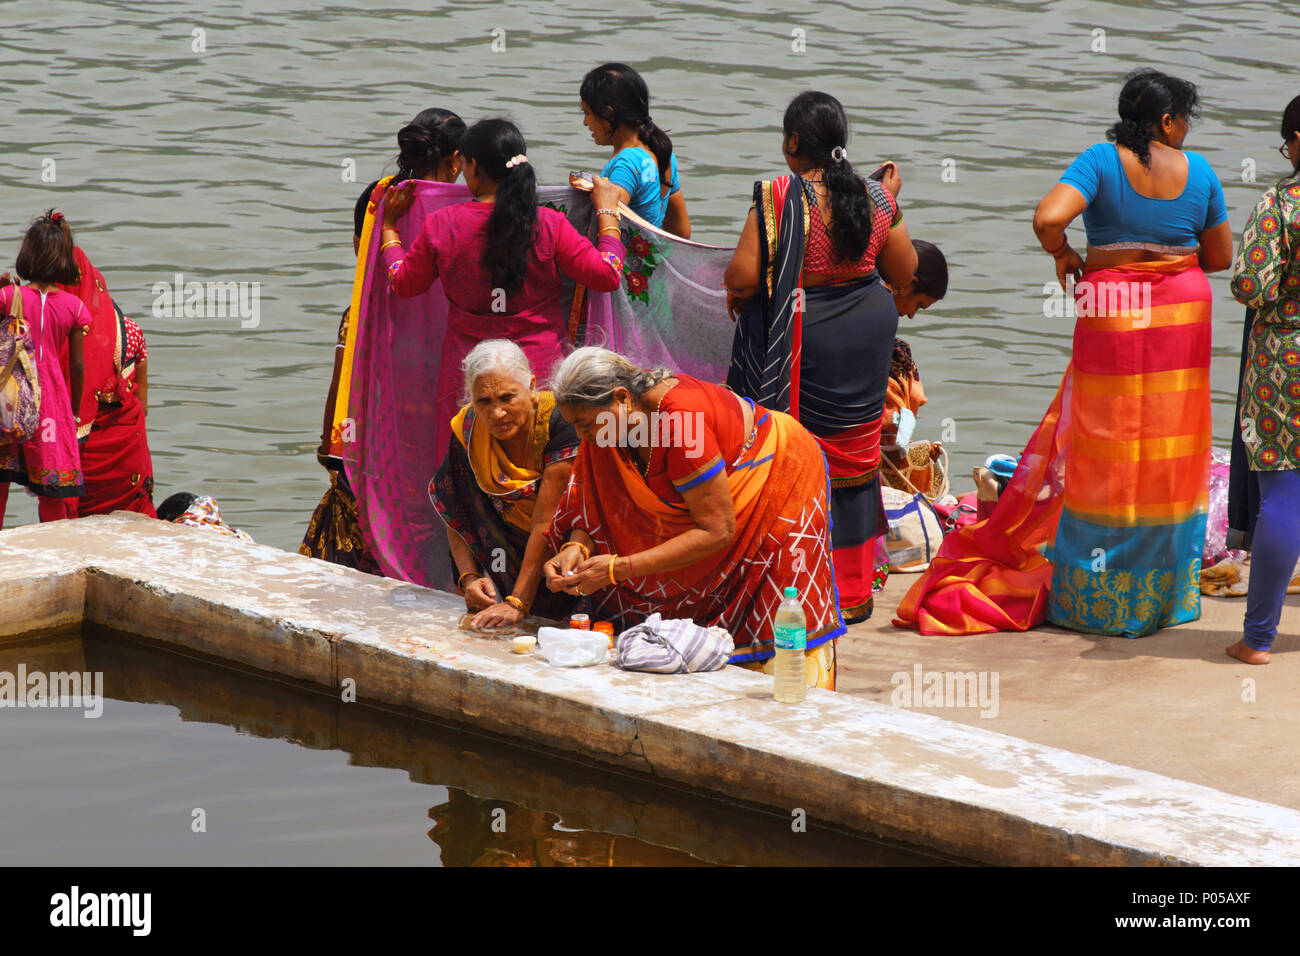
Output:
[512,635,537,655]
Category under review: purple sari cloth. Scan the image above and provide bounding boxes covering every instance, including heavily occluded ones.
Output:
[343,179,734,588]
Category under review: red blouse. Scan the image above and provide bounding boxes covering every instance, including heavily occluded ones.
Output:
[803,184,900,277]
[635,375,770,504]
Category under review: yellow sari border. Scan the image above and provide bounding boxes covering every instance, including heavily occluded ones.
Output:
[331,175,393,459]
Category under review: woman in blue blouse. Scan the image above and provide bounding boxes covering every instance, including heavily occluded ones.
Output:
[900,69,1235,640]
[580,63,691,237]
[1029,68,1233,637]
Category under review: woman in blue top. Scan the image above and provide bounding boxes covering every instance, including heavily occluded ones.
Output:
[580,63,691,238]
[1029,68,1233,637]
[900,69,1235,640]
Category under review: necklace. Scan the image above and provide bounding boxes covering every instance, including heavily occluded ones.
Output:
[638,389,667,477]
[629,380,673,478]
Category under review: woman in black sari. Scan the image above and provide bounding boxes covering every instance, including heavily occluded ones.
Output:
[431,339,581,628]
[724,91,917,623]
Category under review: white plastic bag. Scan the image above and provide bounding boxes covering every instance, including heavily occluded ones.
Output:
[536,627,610,667]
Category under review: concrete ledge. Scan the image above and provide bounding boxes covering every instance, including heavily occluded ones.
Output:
[4,513,1300,866]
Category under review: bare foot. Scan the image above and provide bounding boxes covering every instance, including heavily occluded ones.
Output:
[1226,640,1270,665]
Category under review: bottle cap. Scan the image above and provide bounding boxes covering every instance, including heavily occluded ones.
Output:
[783,586,798,598]
[985,454,1018,479]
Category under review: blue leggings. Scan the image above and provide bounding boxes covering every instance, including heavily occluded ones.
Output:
[1243,469,1300,652]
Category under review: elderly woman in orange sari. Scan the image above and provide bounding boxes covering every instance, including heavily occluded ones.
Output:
[542,347,845,688]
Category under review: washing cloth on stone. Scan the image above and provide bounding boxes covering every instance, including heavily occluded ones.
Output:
[615,613,734,674]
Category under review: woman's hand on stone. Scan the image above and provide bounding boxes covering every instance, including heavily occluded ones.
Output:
[471,601,524,630]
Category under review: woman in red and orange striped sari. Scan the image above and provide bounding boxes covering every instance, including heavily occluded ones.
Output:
[896,69,1234,638]
[542,347,845,688]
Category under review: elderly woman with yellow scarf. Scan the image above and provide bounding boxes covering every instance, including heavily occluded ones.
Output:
[430,339,582,628]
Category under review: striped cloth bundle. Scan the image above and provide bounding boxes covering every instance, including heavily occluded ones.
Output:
[615,613,734,674]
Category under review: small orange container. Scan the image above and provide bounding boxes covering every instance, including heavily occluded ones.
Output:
[594,621,615,648]
[569,614,591,630]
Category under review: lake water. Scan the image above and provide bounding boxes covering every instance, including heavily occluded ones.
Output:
[0,627,953,865]
[0,0,1297,547]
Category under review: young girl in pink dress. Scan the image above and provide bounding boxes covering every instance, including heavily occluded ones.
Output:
[0,211,90,525]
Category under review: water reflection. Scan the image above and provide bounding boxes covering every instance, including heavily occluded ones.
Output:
[429,793,713,867]
[0,627,957,866]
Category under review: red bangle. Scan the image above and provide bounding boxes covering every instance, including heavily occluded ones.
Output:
[1044,234,1069,257]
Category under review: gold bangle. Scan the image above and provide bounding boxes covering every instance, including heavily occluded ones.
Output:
[380,239,403,252]
[560,540,590,560]
[504,595,528,615]
[457,570,479,594]
[598,226,622,237]
[608,554,619,586]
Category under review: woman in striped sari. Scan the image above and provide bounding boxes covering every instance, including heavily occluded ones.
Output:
[895,69,1233,638]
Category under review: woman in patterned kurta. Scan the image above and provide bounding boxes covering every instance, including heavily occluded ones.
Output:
[1227,95,1300,665]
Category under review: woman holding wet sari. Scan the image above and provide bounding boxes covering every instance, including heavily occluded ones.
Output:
[896,68,1234,638]
[542,347,845,688]
[380,118,626,465]
[724,91,917,624]
[580,62,691,237]
[432,340,581,628]
[301,108,467,572]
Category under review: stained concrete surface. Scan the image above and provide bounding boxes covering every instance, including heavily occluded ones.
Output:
[840,571,1300,811]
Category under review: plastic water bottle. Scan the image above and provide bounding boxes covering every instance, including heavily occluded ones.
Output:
[773,586,807,703]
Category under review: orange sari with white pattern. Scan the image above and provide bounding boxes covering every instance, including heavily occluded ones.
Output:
[546,374,845,672]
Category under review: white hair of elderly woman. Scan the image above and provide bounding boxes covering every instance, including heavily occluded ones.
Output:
[550,346,670,407]
[461,339,535,402]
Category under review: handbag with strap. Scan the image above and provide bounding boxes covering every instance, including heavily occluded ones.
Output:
[882,440,949,500]
[0,286,42,444]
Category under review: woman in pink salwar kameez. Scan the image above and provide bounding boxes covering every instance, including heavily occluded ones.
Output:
[379,118,626,464]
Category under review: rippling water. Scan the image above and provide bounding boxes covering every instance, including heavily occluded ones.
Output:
[1,0,1296,547]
